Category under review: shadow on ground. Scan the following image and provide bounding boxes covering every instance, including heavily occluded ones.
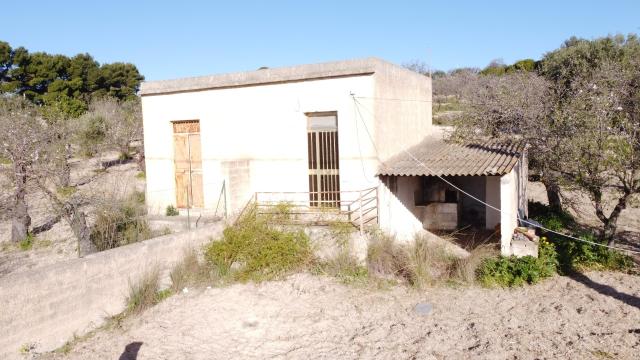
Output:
[118,342,143,360]
[569,272,640,310]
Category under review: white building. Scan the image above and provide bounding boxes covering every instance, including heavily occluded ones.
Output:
[140,58,527,255]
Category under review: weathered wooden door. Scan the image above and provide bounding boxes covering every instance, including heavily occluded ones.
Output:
[307,113,340,208]
[173,121,204,208]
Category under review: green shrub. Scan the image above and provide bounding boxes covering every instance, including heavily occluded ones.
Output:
[19,233,35,251]
[204,208,312,282]
[528,201,575,231]
[529,201,633,273]
[165,205,179,216]
[136,171,146,179]
[477,240,558,287]
[548,232,633,273]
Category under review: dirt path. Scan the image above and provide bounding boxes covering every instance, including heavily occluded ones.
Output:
[41,271,640,360]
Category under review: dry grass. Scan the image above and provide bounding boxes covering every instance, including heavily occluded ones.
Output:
[452,244,499,283]
[170,248,217,291]
[366,233,495,288]
[126,266,170,315]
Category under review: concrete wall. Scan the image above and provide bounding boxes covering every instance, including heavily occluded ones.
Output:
[372,62,432,161]
[0,224,223,359]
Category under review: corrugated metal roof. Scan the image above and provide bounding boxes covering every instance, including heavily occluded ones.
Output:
[378,137,524,177]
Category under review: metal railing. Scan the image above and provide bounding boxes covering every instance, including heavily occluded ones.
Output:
[240,187,379,231]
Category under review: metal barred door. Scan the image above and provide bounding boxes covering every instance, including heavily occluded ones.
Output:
[307,113,340,208]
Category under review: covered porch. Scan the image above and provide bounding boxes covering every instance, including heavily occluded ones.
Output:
[377,138,528,256]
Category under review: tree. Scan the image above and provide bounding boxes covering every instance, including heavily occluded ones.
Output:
[452,72,563,207]
[454,34,640,245]
[553,59,640,245]
[0,97,47,242]
[0,40,144,117]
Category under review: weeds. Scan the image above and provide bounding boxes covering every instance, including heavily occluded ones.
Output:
[365,233,470,288]
[313,247,369,285]
[56,186,77,198]
[19,233,35,251]
[476,239,558,287]
[136,171,146,179]
[170,249,217,291]
[126,267,171,314]
[165,205,179,216]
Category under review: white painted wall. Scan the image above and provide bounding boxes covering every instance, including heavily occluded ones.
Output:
[142,75,382,215]
[499,168,519,255]
[378,176,424,241]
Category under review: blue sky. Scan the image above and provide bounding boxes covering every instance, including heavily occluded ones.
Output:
[4,1,639,80]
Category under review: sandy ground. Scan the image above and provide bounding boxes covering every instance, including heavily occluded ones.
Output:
[0,155,145,276]
[39,271,640,360]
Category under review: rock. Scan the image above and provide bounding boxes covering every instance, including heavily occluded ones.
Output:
[414,302,433,316]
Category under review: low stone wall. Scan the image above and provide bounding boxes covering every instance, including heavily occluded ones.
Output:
[0,223,223,359]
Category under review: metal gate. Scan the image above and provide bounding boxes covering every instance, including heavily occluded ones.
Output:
[307,112,340,208]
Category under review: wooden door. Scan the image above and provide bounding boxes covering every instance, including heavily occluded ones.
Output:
[173,121,203,208]
[307,113,340,208]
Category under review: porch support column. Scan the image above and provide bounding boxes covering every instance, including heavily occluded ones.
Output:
[499,168,518,256]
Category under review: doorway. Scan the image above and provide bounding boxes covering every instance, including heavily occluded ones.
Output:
[173,120,203,208]
[307,112,340,208]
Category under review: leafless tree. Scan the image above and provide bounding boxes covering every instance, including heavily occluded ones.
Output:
[85,97,143,161]
[451,72,566,211]
[0,97,47,242]
[30,115,96,255]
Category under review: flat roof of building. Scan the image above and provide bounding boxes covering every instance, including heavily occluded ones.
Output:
[140,57,418,96]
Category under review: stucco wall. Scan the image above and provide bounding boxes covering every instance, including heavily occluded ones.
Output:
[372,63,432,161]
[142,75,381,215]
[0,224,223,359]
[500,168,519,255]
[378,176,424,241]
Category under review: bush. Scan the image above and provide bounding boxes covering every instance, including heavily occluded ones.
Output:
[165,205,179,216]
[91,192,151,251]
[126,267,170,314]
[204,208,312,282]
[528,201,575,231]
[476,240,558,287]
[548,232,633,273]
[529,201,633,273]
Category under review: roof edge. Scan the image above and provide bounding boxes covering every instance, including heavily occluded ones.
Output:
[140,57,400,96]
